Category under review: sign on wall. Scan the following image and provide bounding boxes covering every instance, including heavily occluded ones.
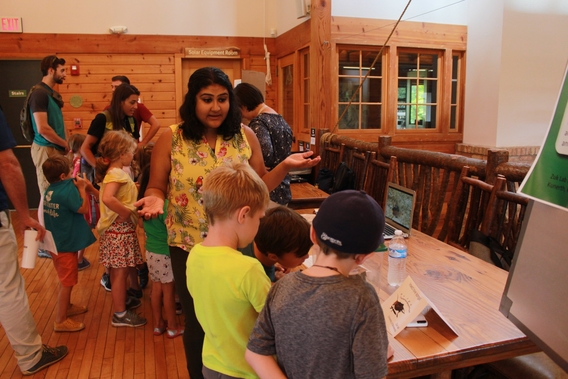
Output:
[1,17,23,33]
[184,47,240,59]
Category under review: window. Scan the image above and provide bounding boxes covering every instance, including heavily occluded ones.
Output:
[397,51,439,129]
[280,60,294,132]
[300,48,310,134]
[335,46,462,134]
[450,52,464,131]
[337,48,383,130]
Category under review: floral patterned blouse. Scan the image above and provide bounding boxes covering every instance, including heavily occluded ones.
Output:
[249,113,293,205]
[166,124,252,252]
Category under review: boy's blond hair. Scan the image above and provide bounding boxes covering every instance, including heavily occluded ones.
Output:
[203,163,269,225]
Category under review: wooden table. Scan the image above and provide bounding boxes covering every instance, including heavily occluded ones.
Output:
[289,182,329,209]
[366,230,539,378]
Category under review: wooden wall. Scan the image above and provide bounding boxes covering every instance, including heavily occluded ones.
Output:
[0,33,277,143]
[0,19,467,153]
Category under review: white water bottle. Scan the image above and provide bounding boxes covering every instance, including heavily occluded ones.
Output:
[388,230,407,286]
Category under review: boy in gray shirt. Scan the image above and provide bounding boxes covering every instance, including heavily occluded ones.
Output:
[246,190,390,379]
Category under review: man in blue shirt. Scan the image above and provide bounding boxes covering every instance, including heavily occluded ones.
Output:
[0,105,68,375]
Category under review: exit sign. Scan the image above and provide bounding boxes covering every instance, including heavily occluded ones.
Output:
[1,17,23,33]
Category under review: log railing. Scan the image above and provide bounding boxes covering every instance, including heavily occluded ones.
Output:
[317,131,530,243]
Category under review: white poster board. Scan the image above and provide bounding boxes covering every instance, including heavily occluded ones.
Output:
[500,200,568,372]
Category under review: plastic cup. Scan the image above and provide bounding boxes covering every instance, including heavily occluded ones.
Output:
[361,251,384,294]
[21,230,39,269]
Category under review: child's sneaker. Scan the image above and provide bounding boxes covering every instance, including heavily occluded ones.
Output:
[21,344,68,375]
[127,287,143,299]
[100,272,111,292]
[54,318,85,332]
[111,310,147,327]
[37,249,51,259]
[166,328,185,339]
[137,262,149,289]
[66,304,88,317]
[125,296,141,310]
[78,258,90,271]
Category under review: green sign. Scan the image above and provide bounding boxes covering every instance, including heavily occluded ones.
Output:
[520,66,568,209]
[8,89,27,97]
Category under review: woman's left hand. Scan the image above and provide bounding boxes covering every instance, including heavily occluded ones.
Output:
[284,151,321,169]
[134,195,165,219]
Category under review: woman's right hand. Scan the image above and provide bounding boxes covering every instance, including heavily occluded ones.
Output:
[134,195,165,219]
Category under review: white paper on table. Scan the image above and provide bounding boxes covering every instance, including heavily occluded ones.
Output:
[302,245,320,268]
[39,230,58,255]
[300,213,316,224]
[381,276,457,337]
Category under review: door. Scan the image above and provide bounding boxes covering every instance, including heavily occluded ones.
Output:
[181,59,242,99]
[0,60,42,208]
[278,54,295,144]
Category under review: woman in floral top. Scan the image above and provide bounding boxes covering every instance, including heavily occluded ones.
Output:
[135,67,319,379]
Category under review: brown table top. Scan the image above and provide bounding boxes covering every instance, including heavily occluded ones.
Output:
[290,182,329,200]
[367,230,539,378]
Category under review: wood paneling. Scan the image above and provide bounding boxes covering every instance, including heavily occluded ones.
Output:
[0,33,278,141]
[57,51,176,136]
[331,17,467,49]
[275,20,311,59]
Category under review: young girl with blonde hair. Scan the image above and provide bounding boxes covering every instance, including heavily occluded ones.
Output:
[96,130,146,327]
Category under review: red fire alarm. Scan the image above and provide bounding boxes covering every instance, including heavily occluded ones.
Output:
[70,64,80,76]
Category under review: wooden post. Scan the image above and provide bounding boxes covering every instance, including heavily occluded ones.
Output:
[378,135,392,157]
[309,0,332,144]
[486,149,509,184]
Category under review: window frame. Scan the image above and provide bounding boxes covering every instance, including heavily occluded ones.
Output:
[336,45,386,132]
[333,44,465,137]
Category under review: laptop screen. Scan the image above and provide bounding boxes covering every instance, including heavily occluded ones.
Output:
[385,183,415,231]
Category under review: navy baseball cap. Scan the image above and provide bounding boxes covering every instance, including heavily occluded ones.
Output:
[312,190,385,254]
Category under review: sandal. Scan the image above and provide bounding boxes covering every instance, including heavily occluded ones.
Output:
[166,328,184,339]
[153,322,168,336]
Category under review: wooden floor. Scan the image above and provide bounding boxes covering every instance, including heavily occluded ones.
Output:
[0,212,190,379]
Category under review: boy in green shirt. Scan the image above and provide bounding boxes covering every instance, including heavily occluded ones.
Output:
[187,162,270,379]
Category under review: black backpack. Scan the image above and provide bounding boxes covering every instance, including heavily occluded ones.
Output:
[316,168,334,193]
[330,162,356,193]
[19,85,38,143]
[317,162,356,194]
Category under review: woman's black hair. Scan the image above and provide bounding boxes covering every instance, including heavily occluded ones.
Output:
[109,83,140,131]
[234,82,264,112]
[178,67,241,142]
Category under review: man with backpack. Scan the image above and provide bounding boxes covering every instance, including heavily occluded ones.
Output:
[28,55,68,258]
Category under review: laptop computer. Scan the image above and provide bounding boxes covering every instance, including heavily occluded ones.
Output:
[383,182,416,240]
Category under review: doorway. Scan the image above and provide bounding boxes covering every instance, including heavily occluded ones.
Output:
[180,59,242,99]
[0,60,42,208]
